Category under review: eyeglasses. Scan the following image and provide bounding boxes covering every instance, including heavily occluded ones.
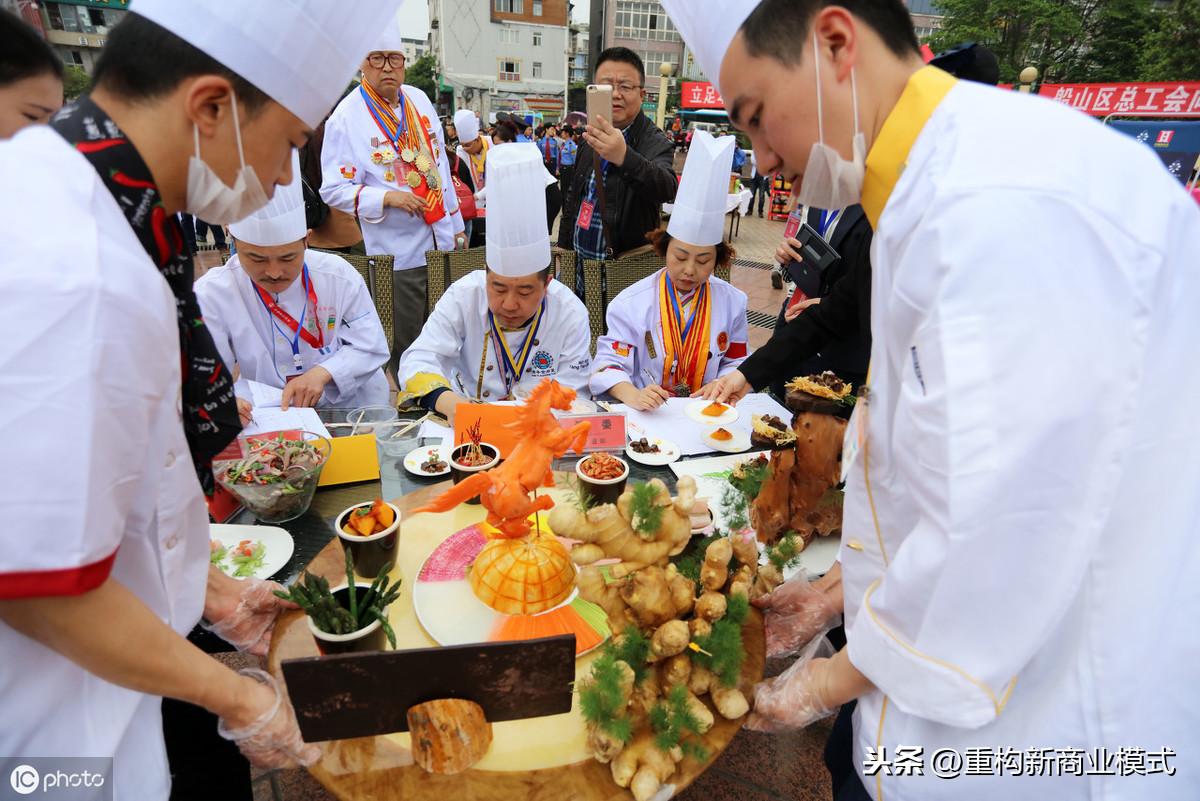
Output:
[597,80,643,95]
[366,52,406,69]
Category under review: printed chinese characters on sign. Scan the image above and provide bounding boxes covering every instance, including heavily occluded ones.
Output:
[1040,82,1200,117]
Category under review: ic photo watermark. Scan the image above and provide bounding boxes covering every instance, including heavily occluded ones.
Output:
[2,758,111,801]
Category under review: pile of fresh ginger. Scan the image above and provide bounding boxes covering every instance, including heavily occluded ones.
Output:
[552,476,788,801]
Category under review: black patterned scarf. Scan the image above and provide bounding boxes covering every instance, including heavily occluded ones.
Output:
[51,96,242,494]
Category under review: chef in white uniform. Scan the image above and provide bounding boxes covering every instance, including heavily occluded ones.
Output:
[0,1,400,798]
[590,130,750,409]
[197,151,390,412]
[320,24,466,373]
[453,109,490,227]
[398,143,592,421]
[666,2,1200,800]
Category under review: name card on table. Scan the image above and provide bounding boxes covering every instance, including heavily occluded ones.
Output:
[453,403,524,457]
[554,411,626,452]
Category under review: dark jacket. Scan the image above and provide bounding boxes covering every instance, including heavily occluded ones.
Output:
[744,207,873,393]
[557,111,677,256]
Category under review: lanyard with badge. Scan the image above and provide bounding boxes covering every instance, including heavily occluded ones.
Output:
[254,264,324,376]
[487,300,546,397]
[577,128,631,232]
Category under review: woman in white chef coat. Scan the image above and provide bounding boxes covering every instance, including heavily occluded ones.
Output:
[590,130,750,409]
[398,143,593,421]
[197,152,390,415]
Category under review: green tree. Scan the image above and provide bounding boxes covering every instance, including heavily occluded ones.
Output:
[1139,0,1200,80]
[63,65,90,100]
[405,54,438,105]
[929,0,1154,83]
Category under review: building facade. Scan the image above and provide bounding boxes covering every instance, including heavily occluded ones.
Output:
[33,0,129,74]
[428,0,570,122]
[589,0,683,109]
[906,0,944,41]
[401,36,429,67]
[569,21,589,85]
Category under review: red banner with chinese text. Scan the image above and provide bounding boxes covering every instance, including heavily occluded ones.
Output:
[681,81,725,110]
[1039,82,1200,117]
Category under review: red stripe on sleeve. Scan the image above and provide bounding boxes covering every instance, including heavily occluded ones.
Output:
[726,342,748,359]
[0,549,118,600]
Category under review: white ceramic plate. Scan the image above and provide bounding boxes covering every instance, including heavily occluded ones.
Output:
[781,535,841,580]
[625,436,681,466]
[702,427,752,453]
[403,444,452,477]
[685,399,739,425]
[209,523,294,580]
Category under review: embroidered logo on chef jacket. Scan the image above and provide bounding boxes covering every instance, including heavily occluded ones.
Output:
[528,350,556,376]
[340,165,357,179]
[717,331,728,352]
[611,341,633,357]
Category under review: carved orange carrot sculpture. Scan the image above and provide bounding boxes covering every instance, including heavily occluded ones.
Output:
[410,380,591,614]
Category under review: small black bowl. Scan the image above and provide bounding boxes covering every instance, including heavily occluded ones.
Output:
[449,442,500,505]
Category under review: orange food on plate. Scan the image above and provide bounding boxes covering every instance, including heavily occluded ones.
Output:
[343,498,396,537]
[701,401,728,417]
[711,428,733,441]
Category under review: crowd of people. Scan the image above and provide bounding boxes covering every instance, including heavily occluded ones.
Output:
[1,1,1198,800]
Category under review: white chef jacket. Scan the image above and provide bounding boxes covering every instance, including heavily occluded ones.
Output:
[397,270,592,402]
[320,84,464,269]
[0,126,210,800]
[590,269,749,397]
[840,67,1200,800]
[195,249,390,408]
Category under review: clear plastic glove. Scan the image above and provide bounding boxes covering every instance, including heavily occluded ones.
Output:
[746,636,837,733]
[204,578,297,657]
[753,570,842,659]
[218,668,321,769]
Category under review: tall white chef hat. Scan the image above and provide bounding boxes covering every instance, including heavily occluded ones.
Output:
[373,10,406,53]
[228,150,307,247]
[662,0,761,93]
[454,109,481,144]
[485,144,551,278]
[667,130,735,246]
[129,0,403,128]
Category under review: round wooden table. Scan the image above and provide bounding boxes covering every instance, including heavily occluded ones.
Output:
[267,478,765,801]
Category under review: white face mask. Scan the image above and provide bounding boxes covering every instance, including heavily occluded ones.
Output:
[795,34,866,210]
[186,91,269,224]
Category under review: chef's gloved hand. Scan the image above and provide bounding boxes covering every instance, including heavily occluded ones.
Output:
[204,578,298,657]
[218,669,320,769]
[746,636,837,733]
[753,570,842,659]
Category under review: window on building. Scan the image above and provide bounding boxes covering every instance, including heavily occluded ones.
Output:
[499,58,521,81]
[533,0,543,15]
[88,8,105,27]
[47,4,64,30]
[499,27,519,44]
[69,50,84,66]
[533,61,543,78]
[495,0,524,13]
[533,31,542,46]
[614,1,679,42]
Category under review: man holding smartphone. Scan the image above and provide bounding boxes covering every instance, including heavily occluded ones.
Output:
[558,47,678,292]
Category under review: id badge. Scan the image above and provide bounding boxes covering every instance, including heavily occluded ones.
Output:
[784,209,804,241]
[841,396,868,484]
[577,200,595,229]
